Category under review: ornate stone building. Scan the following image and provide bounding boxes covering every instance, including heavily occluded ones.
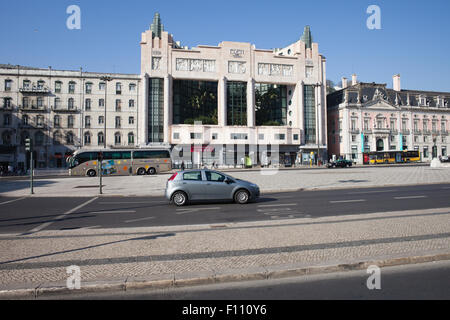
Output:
[327,74,450,163]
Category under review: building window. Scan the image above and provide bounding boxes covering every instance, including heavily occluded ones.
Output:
[114,132,121,145]
[85,82,92,94]
[55,81,62,93]
[148,78,164,143]
[423,147,429,158]
[230,133,248,140]
[85,116,91,128]
[35,131,45,146]
[190,133,202,140]
[4,80,12,91]
[85,98,91,111]
[128,132,135,145]
[3,114,11,126]
[2,131,12,145]
[68,82,76,94]
[255,83,287,126]
[212,133,218,140]
[173,79,218,125]
[116,83,122,94]
[23,80,31,89]
[304,85,316,144]
[115,116,121,128]
[275,133,285,140]
[23,97,29,108]
[84,132,91,145]
[293,134,299,140]
[54,98,61,109]
[173,132,180,140]
[115,99,121,112]
[258,134,264,140]
[3,97,12,108]
[68,98,75,109]
[129,99,135,108]
[66,131,74,145]
[227,81,247,126]
[129,116,134,125]
[98,116,104,124]
[68,115,74,128]
[54,115,60,128]
[98,132,104,145]
[99,82,105,91]
[129,84,136,92]
[23,115,29,126]
[99,99,105,107]
[36,115,44,127]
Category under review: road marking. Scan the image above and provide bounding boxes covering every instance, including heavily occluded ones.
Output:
[125,216,156,223]
[0,197,26,206]
[258,203,297,208]
[347,190,398,195]
[329,199,366,204]
[176,207,222,214]
[394,196,427,200]
[258,208,292,213]
[89,210,136,214]
[26,197,98,234]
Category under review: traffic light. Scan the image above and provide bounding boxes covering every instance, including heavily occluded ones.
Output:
[25,138,32,152]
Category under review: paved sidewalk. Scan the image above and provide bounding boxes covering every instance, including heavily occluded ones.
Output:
[0,165,449,197]
[0,206,449,298]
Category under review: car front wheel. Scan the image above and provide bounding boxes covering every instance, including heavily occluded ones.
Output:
[234,189,250,204]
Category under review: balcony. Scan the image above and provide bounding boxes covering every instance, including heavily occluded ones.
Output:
[442,131,449,136]
[413,130,422,135]
[52,106,79,113]
[373,126,390,134]
[423,130,431,136]
[19,105,47,112]
[401,130,410,135]
[350,128,360,134]
[390,130,399,135]
[19,86,51,94]
[362,128,372,134]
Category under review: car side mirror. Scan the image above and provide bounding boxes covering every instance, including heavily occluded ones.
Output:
[225,178,234,184]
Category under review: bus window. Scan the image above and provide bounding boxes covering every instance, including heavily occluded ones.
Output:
[74,152,97,165]
[102,152,114,160]
[121,151,131,159]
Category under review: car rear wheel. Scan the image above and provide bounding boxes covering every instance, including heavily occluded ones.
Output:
[172,191,187,206]
[234,189,250,204]
[147,167,157,175]
[137,168,147,175]
[87,169,96,177]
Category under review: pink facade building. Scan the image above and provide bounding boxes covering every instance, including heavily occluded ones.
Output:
[327,75,450,163]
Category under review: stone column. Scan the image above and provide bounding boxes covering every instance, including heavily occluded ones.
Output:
[219,77,227,127]
[163,75,170,143]
[140,74,149,145]
[247,78,255,127]
[298,81,304,144]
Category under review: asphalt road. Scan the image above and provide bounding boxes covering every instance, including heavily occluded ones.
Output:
[0,183,449,235]
[39,260,450,300]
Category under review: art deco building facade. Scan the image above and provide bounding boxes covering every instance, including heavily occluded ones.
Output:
[139,14,328,167]
[327,74,450,163]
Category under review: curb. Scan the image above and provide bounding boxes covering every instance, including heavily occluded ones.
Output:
[1,252,449,299]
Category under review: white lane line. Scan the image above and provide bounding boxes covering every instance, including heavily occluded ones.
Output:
[125,216,156,223]
[176,207,222,214]
[89,210,136,214]
[347,190,398,195]
[258,203,297,208]
[98,201,163,204]
[329,199,366,204]
[26,197,98,234]
[394,196,427,200]
[0,197,26,206]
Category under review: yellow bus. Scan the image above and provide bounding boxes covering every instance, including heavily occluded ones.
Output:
[68,148,172,177]
[364,151,421,165]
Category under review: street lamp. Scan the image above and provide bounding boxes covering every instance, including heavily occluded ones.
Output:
[100,76,113,148]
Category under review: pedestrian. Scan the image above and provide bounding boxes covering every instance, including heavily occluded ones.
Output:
[181,161,185,171]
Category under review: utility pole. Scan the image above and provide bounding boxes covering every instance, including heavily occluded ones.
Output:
[25,138,34,194]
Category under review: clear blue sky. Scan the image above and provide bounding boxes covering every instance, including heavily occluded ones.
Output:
[1,0,449,92]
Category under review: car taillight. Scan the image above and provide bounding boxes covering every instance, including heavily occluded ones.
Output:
[168,173,177,181]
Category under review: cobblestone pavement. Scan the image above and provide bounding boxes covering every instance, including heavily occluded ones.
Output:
[0,206,449,290]
[1,166,449,197]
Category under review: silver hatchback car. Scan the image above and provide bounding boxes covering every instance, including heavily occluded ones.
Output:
[165,170,260,206]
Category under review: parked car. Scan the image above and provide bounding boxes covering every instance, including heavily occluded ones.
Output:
[327,159,353,168]
[165,170,260,206]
